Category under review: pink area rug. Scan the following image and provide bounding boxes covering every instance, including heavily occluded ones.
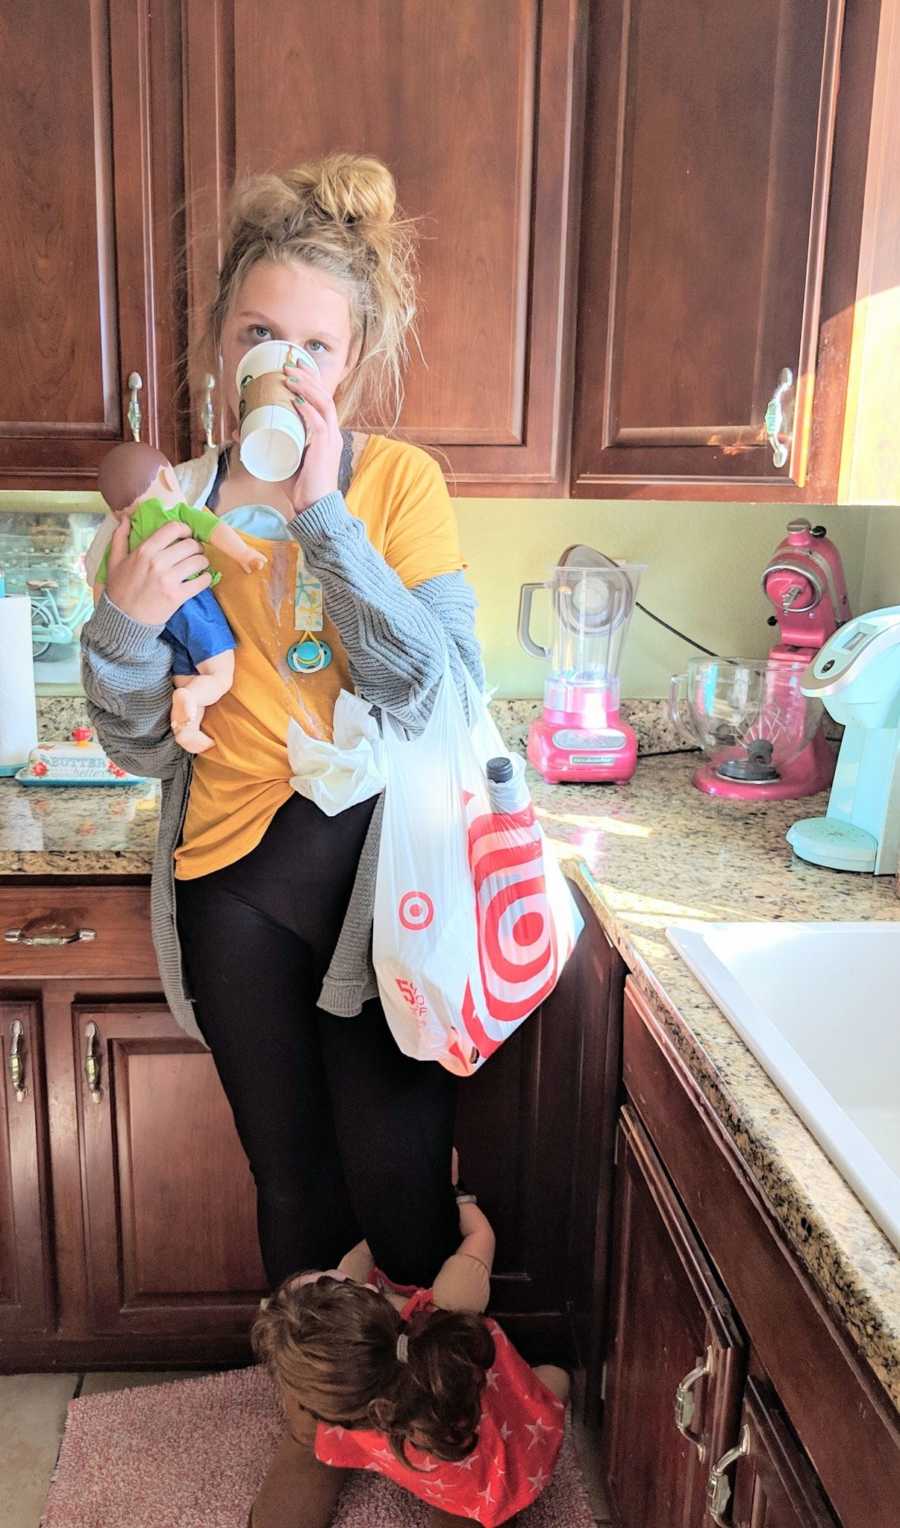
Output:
[43,1364,595,1527]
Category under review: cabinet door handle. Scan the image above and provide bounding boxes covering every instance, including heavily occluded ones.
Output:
[5,925,97,946]
[707,1424,750,1524]
[674,1345,712,1458]
[127,371,143,441]
[84,1022,102,1104]
[764,367,793,468]
[200,372,217,449]
[8,1019,26,1102]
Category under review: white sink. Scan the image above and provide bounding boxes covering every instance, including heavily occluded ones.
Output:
[666,921,900,1253]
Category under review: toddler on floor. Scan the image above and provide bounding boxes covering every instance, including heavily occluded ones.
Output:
[250,1193,569,1527]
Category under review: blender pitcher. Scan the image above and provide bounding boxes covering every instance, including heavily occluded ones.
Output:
[517,547,644,782]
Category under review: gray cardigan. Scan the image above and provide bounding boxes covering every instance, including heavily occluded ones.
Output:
[80,446,483,1043]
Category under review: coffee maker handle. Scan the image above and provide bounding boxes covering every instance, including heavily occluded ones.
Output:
[517,583,551,661]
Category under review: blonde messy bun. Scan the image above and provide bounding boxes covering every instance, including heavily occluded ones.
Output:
[289,153,397,227]
[206,153,416,428]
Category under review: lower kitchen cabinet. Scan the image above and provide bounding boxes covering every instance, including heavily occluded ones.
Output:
[602,978,900,1528]
[603,1106,744,1526]
[0,999,53,1336]
[0,877,621,1370]
[727,1373,839,1528]
[74,1001,264,1337]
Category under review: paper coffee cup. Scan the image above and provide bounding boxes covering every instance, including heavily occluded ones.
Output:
[235,341,319,482]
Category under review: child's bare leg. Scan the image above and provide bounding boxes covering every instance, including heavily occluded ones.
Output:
[533,1363,571,1405]
[250,1430,347,1528]
[171,650,235,751]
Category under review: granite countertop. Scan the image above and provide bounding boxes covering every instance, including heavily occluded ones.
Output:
[1,743,899,1410]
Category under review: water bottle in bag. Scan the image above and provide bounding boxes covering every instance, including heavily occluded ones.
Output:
[486,754,530,814]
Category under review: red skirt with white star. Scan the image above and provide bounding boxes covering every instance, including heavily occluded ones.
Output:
[314,1285,564,1526]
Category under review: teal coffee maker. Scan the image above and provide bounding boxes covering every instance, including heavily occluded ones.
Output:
[787,607,900,874]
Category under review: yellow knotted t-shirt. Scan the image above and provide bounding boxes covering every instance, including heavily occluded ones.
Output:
[173,437,464,880]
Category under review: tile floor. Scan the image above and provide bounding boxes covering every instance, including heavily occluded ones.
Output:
[1,1371,611,1527]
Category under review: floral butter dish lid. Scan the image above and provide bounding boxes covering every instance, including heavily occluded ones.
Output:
[15,727,145,786]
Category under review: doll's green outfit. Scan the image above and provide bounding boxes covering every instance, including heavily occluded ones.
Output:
[95,498,235,675]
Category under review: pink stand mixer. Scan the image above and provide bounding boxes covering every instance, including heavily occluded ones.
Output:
[671,519,851,800]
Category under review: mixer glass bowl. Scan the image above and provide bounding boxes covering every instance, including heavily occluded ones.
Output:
[670,657,825,780]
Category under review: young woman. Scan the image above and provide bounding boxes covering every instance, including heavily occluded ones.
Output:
[250,1193,569,1528]
[80,154,484,1292]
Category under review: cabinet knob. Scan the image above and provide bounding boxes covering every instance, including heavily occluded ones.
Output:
[8,1019,25,1102]
[673,1345,712,1459]
[764,368,794,469]
[127,371,144,442]
[707,1423,750,1525]
[84,1021,102,1105]
[200,373,217,449]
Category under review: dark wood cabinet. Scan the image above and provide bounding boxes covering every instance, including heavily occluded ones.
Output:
[0,0,187,487]
[74,1001,264,1338]
[182,0,585,494]
[0,1001,53,1336]
[604,978,900,1528]
[3,1,897,499]
[0,877,618,1370]
[572,0,893,502]
[726,1374,840,1528]
[603,1106,744,1528]
[456,886,623,1362]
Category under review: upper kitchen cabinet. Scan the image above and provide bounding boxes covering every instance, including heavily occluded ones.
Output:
[182,0,585,494]
[0,0,187,488]
[573,0,893,502]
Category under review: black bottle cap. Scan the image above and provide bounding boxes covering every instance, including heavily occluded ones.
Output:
[487,756,514,783]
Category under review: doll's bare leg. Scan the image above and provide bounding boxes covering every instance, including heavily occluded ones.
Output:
[171,650,235,752]
[249,1429,348,1528]
[170,676,213,752]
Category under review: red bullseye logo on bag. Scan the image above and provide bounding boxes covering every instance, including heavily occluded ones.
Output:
[399,890,434,931]
[458,797,560,1059]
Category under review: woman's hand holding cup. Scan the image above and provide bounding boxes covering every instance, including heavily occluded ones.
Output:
[283,363,344,514]
[104,517,211,626]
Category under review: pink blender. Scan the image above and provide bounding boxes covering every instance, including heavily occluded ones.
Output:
[517,547,644,783]
[670,519,850,801]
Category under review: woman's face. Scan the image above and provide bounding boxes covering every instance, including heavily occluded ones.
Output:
[220,258,356,432]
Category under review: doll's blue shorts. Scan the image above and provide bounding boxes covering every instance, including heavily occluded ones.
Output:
[161,587,236,676]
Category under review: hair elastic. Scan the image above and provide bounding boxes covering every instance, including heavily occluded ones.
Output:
[396,1332,410,1364]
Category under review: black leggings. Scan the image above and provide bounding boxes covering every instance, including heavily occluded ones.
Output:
[175,791,459,1290]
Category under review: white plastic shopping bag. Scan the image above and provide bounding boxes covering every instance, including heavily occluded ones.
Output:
[287,692,385,816]
[373,665,583,1076]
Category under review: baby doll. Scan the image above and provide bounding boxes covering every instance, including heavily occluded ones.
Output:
[250,1191,569,1528]
[95,442,266,753]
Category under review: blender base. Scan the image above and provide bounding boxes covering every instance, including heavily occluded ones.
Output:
[692,729,836,801]
[527,717,638,783]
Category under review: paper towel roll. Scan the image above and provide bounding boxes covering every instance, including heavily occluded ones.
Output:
[0,597,38,775]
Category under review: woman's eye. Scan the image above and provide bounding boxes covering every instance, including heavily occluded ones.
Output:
[251,325,271,340]
[307,340,327,354]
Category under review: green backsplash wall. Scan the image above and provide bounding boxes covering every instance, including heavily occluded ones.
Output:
[455,500,873,698]
[861,507,900,612]
[3,489,886,699]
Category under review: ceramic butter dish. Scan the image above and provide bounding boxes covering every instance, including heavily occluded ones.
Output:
[15,727,145,786]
